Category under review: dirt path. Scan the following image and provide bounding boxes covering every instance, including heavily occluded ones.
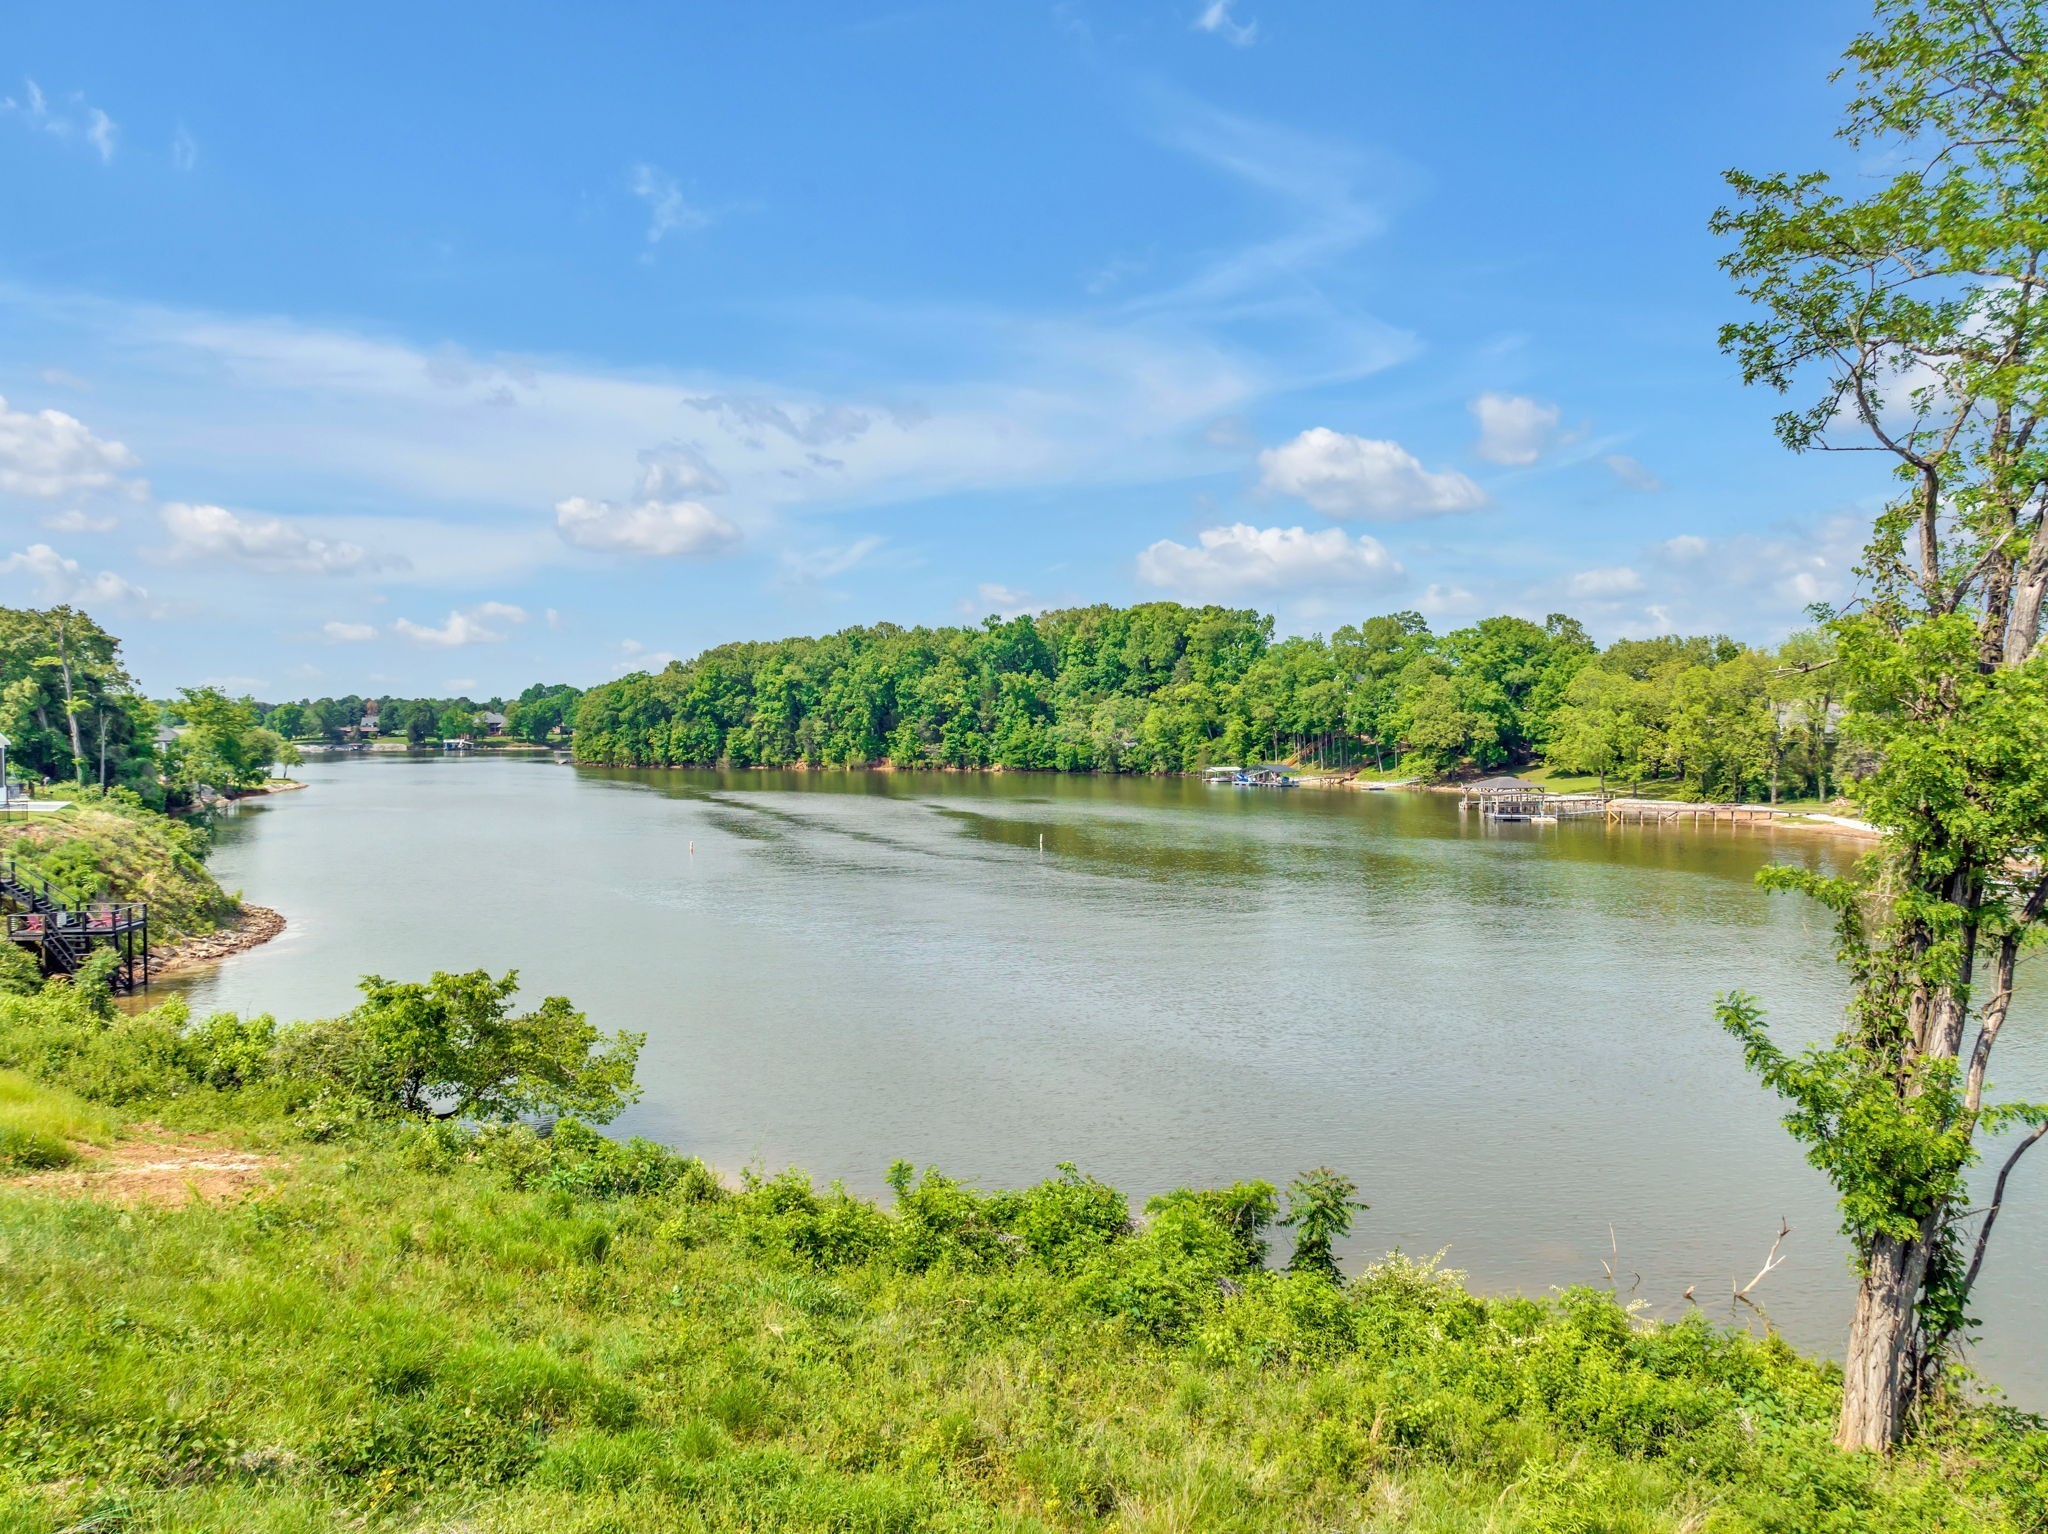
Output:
[5,1126,281,1207]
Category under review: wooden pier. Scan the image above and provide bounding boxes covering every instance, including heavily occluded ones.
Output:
[1602,799,1787,827]
[1461,782,1796,830]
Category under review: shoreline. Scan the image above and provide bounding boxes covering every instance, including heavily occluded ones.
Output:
[566,757,1884,841]
[228,778,310,801]
[150,904,286,979]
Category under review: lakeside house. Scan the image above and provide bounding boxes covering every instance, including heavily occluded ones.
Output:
[345,700,382,742]
[476,710,507,735]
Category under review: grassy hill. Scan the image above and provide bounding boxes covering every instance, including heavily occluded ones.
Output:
[0,793,240,942]
[0,979,2041,1532]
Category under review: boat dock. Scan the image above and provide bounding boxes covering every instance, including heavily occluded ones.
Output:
[1462,779,1814,829]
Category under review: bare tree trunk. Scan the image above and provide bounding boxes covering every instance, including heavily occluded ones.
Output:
[53,614,85,784]
[1838,1228,1932,1450]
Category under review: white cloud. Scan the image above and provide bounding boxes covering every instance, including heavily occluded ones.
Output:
[0,395,142,498]
[1202,414,1255,451]
[1193,0,1257,45]
[555,495,740,558]
[38,367,89,391]
[393,602,528,647]
[1567,566,1645,599]
[1469,392,1561,466]
[170,124,197,173]
[1137,522,1403,597]
[962,582,1045,619]
[1419,582,1477,615]
[321,621,377,643]
[630,163,710,249]
[1603,453,1664,492]
[1257,427,1485,519]
[1,80,118,162]
[781,535,884,585]
[158,502,395,574]
[85,108,116,163]
[636,441,729,498]
[0,543,147,607]
[43,508,117,534]
[618,638,679,672]
[1621,517,1864,638]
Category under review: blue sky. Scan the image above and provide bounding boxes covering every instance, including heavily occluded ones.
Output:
[1,1,1884,697]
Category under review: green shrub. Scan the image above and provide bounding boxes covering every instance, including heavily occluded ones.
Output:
[0,942,44,998]
[995,1162,1131,1274]
[730,1169,892,1268]
[1146,1179,1279,1271]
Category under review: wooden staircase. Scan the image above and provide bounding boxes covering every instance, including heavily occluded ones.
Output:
[0,857,149,992]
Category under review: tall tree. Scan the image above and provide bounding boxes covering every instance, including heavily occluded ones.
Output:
[1712,0,2048,1449]
[0,606,155,795]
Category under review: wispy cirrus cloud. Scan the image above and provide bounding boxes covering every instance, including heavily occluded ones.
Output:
[629,162,711,251]
[1193,0,1257,46]
[1,79,118,162]
[1603,453,1664,492]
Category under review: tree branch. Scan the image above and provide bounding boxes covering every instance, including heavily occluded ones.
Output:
[1957,1123,2048,1304]
[1733,1217,1792,1316]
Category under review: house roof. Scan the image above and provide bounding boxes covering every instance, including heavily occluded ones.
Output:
[1471,775,1541,791]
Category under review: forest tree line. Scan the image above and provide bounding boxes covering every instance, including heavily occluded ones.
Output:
[254,683,582,748]
[570,602,1848,802]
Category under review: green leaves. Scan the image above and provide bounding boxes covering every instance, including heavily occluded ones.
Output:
[339,969,644,1124]
[1281,1167,1366,1283]
[1717,991,1975,1252]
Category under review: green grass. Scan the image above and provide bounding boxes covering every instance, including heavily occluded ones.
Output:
[0,1068,114,1170]
[0,983,2041,1532]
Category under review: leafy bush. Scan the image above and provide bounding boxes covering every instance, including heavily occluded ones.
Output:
[1145,1178,1278,1271]
[0,941,45,998]
[729,1169,892,1268]
[466,1118,713,1202]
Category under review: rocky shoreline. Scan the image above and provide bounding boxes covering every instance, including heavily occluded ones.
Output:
[151,904,286,978]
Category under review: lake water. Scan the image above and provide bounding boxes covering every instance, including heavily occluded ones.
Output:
[165,752,2048,1407]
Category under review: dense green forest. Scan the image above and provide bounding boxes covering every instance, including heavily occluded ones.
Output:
[571,604,1846,801]
[0,599,1854,803]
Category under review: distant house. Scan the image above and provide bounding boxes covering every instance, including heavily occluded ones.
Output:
[348,701,382,741]
[476,710,508,735]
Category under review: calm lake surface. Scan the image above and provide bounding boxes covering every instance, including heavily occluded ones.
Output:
[167,753,2048,1406]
